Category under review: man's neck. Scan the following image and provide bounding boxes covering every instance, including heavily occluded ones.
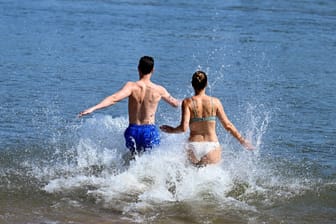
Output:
[139,73,152,82]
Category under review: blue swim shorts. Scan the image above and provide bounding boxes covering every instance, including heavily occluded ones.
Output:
[124,124,160,153]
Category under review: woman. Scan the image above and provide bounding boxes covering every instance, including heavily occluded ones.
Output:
[160,71,254,166]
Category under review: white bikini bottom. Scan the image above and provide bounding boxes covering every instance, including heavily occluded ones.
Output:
[186,142,220,161]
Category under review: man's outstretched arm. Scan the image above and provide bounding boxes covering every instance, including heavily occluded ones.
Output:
[78,82,133,117]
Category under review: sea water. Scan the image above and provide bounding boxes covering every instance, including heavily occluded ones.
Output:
[1,0,335,223]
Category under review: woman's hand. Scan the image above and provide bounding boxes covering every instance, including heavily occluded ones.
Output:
[242,140,255,151]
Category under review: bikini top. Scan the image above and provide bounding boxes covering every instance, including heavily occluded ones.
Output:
[189,97,216,124]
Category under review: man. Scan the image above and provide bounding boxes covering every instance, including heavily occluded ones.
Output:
[78,56,179,154]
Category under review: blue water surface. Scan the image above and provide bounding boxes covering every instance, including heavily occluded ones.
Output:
[0,0,335,223]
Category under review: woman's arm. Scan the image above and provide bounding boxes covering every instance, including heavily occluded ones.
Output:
[216,99,254,150]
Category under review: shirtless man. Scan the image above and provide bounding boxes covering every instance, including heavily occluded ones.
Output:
[79,56,179,154]
[160,71,254,166]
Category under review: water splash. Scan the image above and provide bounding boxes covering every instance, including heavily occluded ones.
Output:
[38,112,323,222]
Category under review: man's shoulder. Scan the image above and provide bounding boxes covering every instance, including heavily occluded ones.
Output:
[150,82,167,92]
[120,81,141,94]
[125,81,141,89]
[126,81,137,85]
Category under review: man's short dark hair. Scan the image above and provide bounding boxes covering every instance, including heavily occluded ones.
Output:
[138,56,154,75]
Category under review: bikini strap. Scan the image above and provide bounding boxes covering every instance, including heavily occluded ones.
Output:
[210,97,214,116]
[192,99,198,117]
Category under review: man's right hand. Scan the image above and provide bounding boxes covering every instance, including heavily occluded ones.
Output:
[78,108,94,118]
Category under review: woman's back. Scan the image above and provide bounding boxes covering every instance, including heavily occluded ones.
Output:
[187,95,219,142]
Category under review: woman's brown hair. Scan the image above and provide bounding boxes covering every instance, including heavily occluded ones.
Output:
[192,71,207,91]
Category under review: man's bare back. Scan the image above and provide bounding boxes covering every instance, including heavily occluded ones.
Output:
[78,56,179,154]
[129,80,164,124]
[120,79,178,125]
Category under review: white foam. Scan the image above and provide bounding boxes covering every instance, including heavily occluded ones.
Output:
[41,114,314,218]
